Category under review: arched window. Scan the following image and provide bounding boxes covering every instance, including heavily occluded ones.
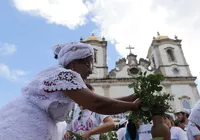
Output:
[166,49,176,62]
[94,49,97,63]
[172,67,179,75]
[152,56,156,68]
[182,99,191,109]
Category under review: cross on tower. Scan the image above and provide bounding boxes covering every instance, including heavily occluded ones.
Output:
[126,45,134,54]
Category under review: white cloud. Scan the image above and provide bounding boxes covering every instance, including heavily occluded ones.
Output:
[0,43,16,56]
[0,64,27,81]
[12,0,200,80]
[86,0,200,78]
[12,0,90,29]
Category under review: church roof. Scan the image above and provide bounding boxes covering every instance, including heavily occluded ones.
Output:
[154,35,169,40]
[84,33,102,42]
[153,32,169,40]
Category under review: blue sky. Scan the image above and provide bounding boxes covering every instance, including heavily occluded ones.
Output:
[0,0,121,107]
[0,0,200,107]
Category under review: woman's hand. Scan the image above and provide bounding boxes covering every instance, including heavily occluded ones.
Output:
[81,131,92,138]
[64,131,72,139]
[132,98,142,111]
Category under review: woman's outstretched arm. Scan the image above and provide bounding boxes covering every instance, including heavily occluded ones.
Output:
[63,89,141,115]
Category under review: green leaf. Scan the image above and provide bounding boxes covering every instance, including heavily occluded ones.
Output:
[156,86,163,91]
[150,98,156,105]
[141,106,150,111]
[127,71,174,124]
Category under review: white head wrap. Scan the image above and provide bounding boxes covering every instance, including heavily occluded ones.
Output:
[52,42,94,67]
[189,99,200,126]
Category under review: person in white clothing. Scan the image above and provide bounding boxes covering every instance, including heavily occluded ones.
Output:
[187,100,200,140]
[164,114,188,140]
[187,121,200,140]
[174,118,186,130]
[175,109,190,126]
[64,83,115,140]
[57,121,67,140]
[65,105,114,140]
[0,42,141,140]
[137,122,153,140]
[117,118,127,140]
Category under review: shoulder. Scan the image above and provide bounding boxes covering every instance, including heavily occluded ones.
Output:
[187,121,197,129]
[171,126,184,132]
[187,122,200,136]
[41,66,86,91]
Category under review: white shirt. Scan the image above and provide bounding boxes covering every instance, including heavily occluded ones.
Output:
[57,121,67,140]
[67,106,108,140]
[187,121,200,140]
[170,126,188,140]
[117,127,126,140]
[138,123,153,140]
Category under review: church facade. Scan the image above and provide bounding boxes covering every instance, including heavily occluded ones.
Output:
[81,33,199,113]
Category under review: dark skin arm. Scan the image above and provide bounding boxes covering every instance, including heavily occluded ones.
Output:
[81,116,115,138]
[115,94,137,102]
[195,135,200,140]
[63,89,141,115]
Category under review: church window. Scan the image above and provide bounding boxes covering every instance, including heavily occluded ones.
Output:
[94,49,97,63]
[166,49,176,62]
[182,99,191,109]
[152,56,156,68]
[173,67,179,74]
[129,67,139,75]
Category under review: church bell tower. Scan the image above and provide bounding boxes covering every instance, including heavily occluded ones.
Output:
[81,33,108,79]
[147,32,199,112]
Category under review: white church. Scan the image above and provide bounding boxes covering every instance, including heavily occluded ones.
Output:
[81,33,199,113]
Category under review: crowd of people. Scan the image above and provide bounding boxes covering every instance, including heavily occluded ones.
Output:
[56,100,200,140]
[114,106,200,140]
[0,41,199,140]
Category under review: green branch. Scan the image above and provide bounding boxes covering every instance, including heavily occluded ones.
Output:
[127,71,174,126]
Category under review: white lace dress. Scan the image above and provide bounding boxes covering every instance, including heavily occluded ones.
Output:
[0,65,87,140]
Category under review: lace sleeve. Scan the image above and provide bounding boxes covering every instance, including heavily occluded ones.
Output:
[42,69,87,92]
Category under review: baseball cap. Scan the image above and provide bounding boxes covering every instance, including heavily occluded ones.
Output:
[175,108,191,115]
[119,118,127,125]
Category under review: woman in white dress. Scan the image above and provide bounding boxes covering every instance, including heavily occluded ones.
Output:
[0,42,141,140]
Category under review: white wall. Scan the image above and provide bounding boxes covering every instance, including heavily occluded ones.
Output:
[158,44,185,65]
[93,45,104,66]
[171,84,197,111]
[88,44,106,79]
[154,44,190,77]
[164,66,189,77]
[109,85,133,98]
[150,48,159,69]
[89,67,105,78]
[92,83,133,98]
[115,65,130,78]
[93,86,105,96]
